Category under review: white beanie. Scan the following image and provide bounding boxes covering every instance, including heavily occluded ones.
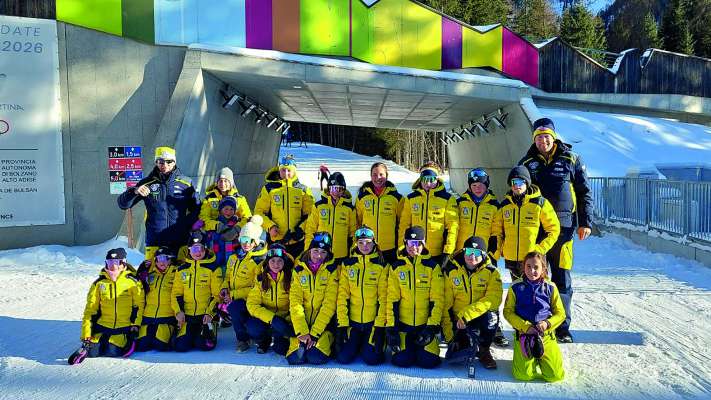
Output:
[241,215,264,243]
[217,167,235,188]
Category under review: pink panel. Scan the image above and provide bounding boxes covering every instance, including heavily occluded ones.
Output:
[502,28,539,87]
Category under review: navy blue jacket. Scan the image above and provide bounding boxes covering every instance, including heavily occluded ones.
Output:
[117,166,200,248]
[519,141,594,228]
[510,278,554,324]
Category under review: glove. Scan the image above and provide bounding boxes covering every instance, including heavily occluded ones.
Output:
[215,222,227,233]
[370,326,385,351]
[271,316,293,337]
[386,328,401,353]
[192,219,205,231]
[336,327,348,346]
[291,226,305,242]
[221,226,240,242]
[415,325,438,346]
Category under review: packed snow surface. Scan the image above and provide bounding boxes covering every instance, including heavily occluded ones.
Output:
[1,143,710,399]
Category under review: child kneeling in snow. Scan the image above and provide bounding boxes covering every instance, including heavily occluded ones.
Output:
[76,248,144,361]
[136,247,179,351]
[503,251,565,382]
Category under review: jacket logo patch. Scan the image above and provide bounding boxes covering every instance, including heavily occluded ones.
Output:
[349,269,356,278]
[149,183,160,192]
[273,195,281,203]
[529,161,539,169]
[462,207,469,216]
[99,283,107,293]
[148,275,155,284]
[300,276,308,284]
[364,200,371,209]
[320,209,329,217]
[211,203,218,209]
[504,210,511,218]
[453,277,461,286]
[181,272,188,280]
[399,271,406,280]
[412,204,419,212]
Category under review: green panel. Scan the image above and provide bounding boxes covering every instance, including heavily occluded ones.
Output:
[351,0,374,62]
[369,0,441,70]
[57,0,122,36]
[462,26,502,70]
[300,0,350,56]
[123,0,155,44]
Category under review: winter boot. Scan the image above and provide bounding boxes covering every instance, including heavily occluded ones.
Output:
[493,324,509,347]
[477,346,497,369]
[256,338,271,354]
[236,340,250,352]
[556,329,573,344]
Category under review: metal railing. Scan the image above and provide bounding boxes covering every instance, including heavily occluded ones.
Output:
[589,177,711,243]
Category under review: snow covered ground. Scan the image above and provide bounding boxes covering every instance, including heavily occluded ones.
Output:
[1,143,710,399]
[539,108,711,178]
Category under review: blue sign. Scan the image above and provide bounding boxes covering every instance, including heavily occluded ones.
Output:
[125,170,143,181]
[124,146,142,158]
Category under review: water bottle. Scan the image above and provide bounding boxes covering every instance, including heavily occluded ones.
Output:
[467,356,476,379]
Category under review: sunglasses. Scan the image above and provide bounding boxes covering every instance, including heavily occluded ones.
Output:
[313,232,331,245]
[420,175,437,184]
[511,178,526,187]
[105,259,123,270]
[155,159,175,165]
[355,227,375,239]
[238,236,253,245]
[463,248,485,257]
[406,239,424,248]
[155,254,172,263]
[267,248,285,258]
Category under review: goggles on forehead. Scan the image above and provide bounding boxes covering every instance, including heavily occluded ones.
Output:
[406,239,424,248]
[420,175,438,184]
[105,259,123,269]
[155,254,172,263]
[468,168,488,182]
[238,236,253,245]
[279,156,296,167]
[267,248,285,258]
[313,232,331,245]
[511,178,526,187]
[463,248,485,257]
[355,227,375,239]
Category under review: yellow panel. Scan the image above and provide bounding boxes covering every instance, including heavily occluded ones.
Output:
[462,25,503,70]
[56,0,122,36]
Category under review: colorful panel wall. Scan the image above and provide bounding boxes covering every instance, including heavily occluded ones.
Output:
[300,0,350,56]
[272,0,300,53]
[154,0,246,47]
[462,25,502,71]
[57,0,122,36]
[123,0,154,44]
[502,28,538,86]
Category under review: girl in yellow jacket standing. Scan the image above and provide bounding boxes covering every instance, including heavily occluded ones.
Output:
[386,226,444,369]
[136,247,178,352]
[304,172,357,260]
[442,236,503,373]
[287,232,340,365]
[455,168,500,258]
[195,167,251,232]
[355,162,404,263]
[336,226,389,365]
[222,215,267,352]
[171,232,223,352]
[71,248,144,364]
[504,251,566,382]
[492,166,560,280]
[399,162,458,261]
[246,243,295,355]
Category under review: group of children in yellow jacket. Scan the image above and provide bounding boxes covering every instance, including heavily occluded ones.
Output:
[80,155,566,382]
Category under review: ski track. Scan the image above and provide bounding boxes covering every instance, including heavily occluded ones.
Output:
[1,143,711,399]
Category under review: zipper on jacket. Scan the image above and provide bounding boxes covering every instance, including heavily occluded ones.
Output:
[473,201,480,237]
[424,194,429,242]
[515,205,521,261]
[360,256,366,323]
[375,195,380,245]
[112,281,117,328]
[285,185,290,234]
[412,257,417,325]
[330,201,336,249]
[309,272,315,326]
[155,271,166,319]
[192,262,198,315]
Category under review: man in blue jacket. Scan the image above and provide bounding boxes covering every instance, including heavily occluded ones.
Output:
[519,118,594,343]
[118,147,200,259]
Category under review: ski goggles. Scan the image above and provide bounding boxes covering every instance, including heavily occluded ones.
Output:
[463,247,485,257]
[510,178,526,187]
[105,259,123,269]
[189,243,205,254]
[468,168,488,182]
[420,175,437,184]
[313,232,331,245]
[355,227,375,240]
[238,236,253,245]
[267,248,285,258]
[155,158,175,165]
[406,239,424,248]
[329,185,345,194]
[279,156,296,167]
[155,254,172,263]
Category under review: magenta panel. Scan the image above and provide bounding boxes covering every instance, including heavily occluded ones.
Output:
[502,28,539,86]
[246,0,273,49]
[441,17,462,70]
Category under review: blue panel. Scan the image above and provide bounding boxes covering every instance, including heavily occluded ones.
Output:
[197,0,246,48]
[154,0,198,45]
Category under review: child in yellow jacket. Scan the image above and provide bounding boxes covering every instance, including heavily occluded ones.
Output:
[287,232,340,365]
[137,247,179,352]
[504,251,566,382]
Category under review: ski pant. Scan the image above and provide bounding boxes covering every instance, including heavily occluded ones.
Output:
[245,317,290,356]
[390,324,441,369]
[174,319,216,352]
[86,325,134,358]
[226,299,250,342]
[445,311,497,359]
[512,331,564,382]
[137,319,175,351]
[547,227,574,333]
[336,322,385,365]
[286,337,330,365]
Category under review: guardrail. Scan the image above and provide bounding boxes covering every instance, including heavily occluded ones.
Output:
[589,177,711,243]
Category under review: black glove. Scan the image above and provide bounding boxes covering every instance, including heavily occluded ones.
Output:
[271,316,293,337]
[370,326,385,350]
[336,327,348,346]
[415,325,438,346]
[386,328,401,353]
[291,226,305,242]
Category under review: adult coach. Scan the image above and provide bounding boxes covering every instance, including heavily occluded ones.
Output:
[518,118,593,343]
[118,147,200,259]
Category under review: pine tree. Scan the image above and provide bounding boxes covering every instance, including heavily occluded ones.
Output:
[661,0,695,54]
[419,0,512,26]
[603,0,664,52]
[513,0,559,42]
[640,12,661,49]
[686,0,711,58]
[559,2,607,62]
